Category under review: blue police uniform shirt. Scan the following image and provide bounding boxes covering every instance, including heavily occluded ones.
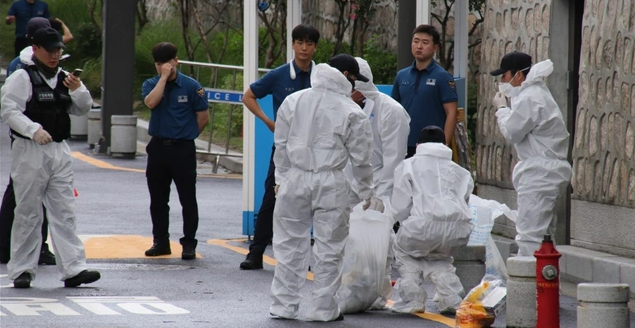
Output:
[8,0,50,38]
[142,71,209,140]
[7,55,25,77]
[392,60,458,147]
[249,60,312,120]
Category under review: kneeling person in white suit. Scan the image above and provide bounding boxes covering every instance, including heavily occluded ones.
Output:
[390,126,474,314]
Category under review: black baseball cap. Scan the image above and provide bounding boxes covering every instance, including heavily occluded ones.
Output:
[328,54,369,82]
[26,17,51,39]
[32,28,65,52]
[490,51,532,76]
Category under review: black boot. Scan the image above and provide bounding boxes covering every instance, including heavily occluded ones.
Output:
[145,243,171,256]
[38,243,56,265]
[181,245,196,260]
[239,252,263,270]
[64,270,101,287]
[13,272,31,288]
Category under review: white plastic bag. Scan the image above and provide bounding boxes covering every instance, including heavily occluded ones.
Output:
[467,195,516,282]
[336,203,393,313]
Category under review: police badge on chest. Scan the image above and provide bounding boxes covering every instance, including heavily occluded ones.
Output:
[37,92,56,102]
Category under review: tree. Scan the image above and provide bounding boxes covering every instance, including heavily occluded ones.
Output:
[257,0,287,68]
[331,0,352,56]
[430,0,485,70]
[348,0,380,57]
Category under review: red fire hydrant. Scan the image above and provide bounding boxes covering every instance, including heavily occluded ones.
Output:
[534,234,561,328]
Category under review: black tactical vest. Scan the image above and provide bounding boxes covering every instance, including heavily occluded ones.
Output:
[11,65,72,143]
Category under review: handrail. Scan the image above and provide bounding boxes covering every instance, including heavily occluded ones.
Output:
[179,60,272,74]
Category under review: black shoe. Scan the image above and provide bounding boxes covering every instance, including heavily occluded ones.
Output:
[181,245,196,260]
[0,248,9,264]
[145,243,171,256]
[13,272,31,288]
[38,245,56,265]
[64,270,101,287]
[334,313,344,321]
[239,253,263,270]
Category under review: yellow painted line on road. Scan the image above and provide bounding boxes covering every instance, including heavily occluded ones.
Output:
[207,239,314,280]
[208,239,453,326]
[82,235,201,259]
[71,151,242,179]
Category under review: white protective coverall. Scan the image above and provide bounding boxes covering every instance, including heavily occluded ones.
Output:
[270,63,374,321]
[346,57,410,208]
[339,57,410,311]
[495,59,572,257]
[390,142,474,313]
[0,60,93,282]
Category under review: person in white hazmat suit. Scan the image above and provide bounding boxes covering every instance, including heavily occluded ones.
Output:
[0,27,100,288]
[270,54,383,322]
[340,57,410,310]
[390,126,474,314]
[491,52,572,257]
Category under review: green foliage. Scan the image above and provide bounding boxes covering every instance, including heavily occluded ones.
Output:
[73,23,102,59]
[363,36,397,84]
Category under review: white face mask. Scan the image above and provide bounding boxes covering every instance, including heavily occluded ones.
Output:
[497,67,530,97]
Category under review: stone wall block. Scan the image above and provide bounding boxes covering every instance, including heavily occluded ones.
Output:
[623,37,631,72]
[620,161,628,204]
[594,160,603,199]
[596,77,604,108]
[495,146,502,180]
[608,158,619,202]
[589,115,598,157]
[596,37,604,70]
[625,121,633,160]
[525,8,534,33]
[602,153,611,198]
[575,107,587,149]
[616,33,624,68]
[575,158,585,195]
[628,169,635,204]
[585,159,594,195]
[621,82,630,114]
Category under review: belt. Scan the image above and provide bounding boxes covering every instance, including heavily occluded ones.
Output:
[153,137,190,146]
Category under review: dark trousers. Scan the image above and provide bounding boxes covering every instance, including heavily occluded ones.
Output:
[0,138,50,259]
[406,146,416,159]
[146,138,199,247]
[249,147,276,256]
[14,37,28,58]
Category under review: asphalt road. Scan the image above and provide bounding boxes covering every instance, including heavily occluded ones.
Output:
[0,122,618,328]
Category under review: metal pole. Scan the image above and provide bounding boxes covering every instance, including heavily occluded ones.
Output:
[415,0,430,26]
[397,0,417,70]
[243,2,258,223]
[100,0,135,154]
[286,0,303,62]
[454,0,469,123]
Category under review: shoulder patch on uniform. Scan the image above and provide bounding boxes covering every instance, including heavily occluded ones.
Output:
[197,87,206,98]
[448,80,456,90]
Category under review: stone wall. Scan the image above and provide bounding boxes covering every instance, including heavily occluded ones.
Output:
[476,0,553,191]
[572,0,635,208]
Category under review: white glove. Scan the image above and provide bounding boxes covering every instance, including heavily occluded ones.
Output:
[492,92,508,109]
[362,196,385,213]
[33,127,53,145]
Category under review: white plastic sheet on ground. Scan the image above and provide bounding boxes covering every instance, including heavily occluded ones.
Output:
[467,195,518,282]
[336,203,393,313]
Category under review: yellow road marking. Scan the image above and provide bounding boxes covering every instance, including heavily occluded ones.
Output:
[208,239,453,326]
[71,151,242,179]
[83,235,201,259]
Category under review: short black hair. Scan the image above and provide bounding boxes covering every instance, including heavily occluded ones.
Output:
[48,18,62,34]
[418,126,446,144]
[152,42,177,63]
[291,24,320,44]
[412,24,440,45]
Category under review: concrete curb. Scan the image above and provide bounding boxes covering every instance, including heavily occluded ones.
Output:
[136,119,243,174]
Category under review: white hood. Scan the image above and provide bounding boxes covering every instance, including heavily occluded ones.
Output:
[520,59,553,89]
[19,46,35,66]
[353,57,379,99]
[311,63,352,95]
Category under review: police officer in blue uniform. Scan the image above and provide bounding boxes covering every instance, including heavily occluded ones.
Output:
[141,42,210,260]
[5,0,50,57]
[392,24,458,158]
[239,24,320,270]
